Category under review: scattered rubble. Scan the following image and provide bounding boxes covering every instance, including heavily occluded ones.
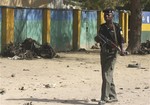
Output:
[11,74,15,77]
[127,62,148,69]
[19,86,25,91]
[135,87,141,89]
[0,88,6,95]
[1,38,56,59]
[23,102,33,105]
[144,86,149,89]
[127,63,140,68]
[44,84,56,88]
[134,40,150,55]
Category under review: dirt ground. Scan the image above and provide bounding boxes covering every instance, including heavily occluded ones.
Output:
[0,50,150,105]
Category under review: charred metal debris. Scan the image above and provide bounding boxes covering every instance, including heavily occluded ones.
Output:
[135,40,150,55]
[1,38,56,60]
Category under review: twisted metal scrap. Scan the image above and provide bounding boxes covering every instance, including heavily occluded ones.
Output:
[1,38,56,59]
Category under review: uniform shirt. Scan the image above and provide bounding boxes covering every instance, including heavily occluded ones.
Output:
[98,22,124,50]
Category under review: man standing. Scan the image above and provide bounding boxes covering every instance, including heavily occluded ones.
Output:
[95,8,125,105]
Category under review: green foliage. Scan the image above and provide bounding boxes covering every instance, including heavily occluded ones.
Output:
[70,0,150,10]
[70,0,129,10]
[142,0,150,10]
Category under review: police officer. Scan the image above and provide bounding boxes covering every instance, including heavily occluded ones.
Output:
[95,8,125,105]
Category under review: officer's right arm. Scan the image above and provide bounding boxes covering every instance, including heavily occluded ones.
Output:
[94,25,102,43]
[94,35,100,43]
[94,25,103,43]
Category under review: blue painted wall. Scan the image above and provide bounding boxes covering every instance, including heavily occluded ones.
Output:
[14,8,43,44]
[50,9,73,51]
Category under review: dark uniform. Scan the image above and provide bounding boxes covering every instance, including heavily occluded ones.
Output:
[95,8,124,104]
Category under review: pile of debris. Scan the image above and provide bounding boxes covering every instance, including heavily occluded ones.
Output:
[137,40,150,55]
[1,38,56,60]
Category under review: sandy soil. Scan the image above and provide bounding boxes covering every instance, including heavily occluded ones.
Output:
[0,50,150,105]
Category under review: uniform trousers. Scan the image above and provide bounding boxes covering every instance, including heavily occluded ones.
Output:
[100,49,118,101]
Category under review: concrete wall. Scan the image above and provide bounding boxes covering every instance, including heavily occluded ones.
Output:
[0,7,129,53]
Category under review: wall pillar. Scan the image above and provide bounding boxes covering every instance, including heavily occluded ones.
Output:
[124,12,129,43]
[97,11,104,34]
[119,11,125,38]
[42,9,50,44]
[1,7,14,50]
[73,9,81,50]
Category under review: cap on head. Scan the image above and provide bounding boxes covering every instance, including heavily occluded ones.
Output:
[103,8,114,14]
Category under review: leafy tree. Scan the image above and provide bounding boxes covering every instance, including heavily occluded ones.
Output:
[126,0,142,53]
[69,0,128,10]
[143,1,150,10]
[126,0,150,53]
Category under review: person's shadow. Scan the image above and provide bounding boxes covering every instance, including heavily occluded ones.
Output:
[7,98,98,105]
